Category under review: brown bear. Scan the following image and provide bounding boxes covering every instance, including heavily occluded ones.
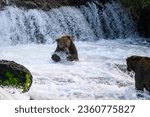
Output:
[51,35,79,62]
[126,56,150,97]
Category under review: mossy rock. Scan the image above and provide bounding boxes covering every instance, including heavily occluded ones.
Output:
[0,60,33,93]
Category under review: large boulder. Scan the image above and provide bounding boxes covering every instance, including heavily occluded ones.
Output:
[0,60,32,93]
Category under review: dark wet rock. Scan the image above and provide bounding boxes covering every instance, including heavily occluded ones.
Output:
[0,60,33,93]
[120,0,150,38]
[138,5,150,38]
[51,54,61,62]
[0,0,112,10]
[0,0,89,10]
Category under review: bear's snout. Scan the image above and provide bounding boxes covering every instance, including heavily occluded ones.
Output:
[127,66,132,71]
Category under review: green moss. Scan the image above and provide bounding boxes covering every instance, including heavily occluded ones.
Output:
[4,71,19,86]
[5,71,14,78]
[22,73,32,93]
[0,71,32,93]
[3,80,9,86]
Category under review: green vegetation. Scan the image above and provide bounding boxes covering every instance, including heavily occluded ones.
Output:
[22,73,32,93]
[0,71,32,93]
[121,0,150,18]
[4,71,19,87]
[122,0,150,8]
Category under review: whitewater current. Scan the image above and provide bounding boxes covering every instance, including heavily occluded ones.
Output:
[0,1,150,100]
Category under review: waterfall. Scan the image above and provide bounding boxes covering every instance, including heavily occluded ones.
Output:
[0,1,135,46]
[80,1,135,39]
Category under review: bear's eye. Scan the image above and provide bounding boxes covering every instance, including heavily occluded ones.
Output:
[58,43,65,48]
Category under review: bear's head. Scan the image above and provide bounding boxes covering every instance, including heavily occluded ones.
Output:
[56,36,72,54]
[126,56,143,72]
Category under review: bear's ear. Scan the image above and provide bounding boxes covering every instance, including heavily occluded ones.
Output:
[66,35,73,41]
[131,56,142,61]
[131,56,138,59]
[56,38,60,42]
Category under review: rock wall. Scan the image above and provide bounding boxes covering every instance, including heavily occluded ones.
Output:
[120,0,150,38]
[138,5,150,38]
[0,0,89,10]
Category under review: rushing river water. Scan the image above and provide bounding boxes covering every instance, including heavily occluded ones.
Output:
[0,1,150,99]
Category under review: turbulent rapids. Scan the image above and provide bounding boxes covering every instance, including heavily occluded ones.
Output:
[0,1,150,100]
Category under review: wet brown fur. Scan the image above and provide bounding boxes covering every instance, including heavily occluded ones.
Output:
[126,56,150,94]
[52,36,79,61]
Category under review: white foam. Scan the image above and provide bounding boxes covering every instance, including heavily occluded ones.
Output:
[0,40,150,100]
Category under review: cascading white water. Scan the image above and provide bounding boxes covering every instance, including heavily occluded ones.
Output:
[0,1,135,46]
[80,1,135,39]
[0,6,95,46]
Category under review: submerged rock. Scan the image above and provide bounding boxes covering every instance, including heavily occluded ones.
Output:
[0,60,32,93]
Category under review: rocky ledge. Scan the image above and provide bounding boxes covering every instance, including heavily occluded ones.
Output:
[120,0,150,38]
[0,0,90,10]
